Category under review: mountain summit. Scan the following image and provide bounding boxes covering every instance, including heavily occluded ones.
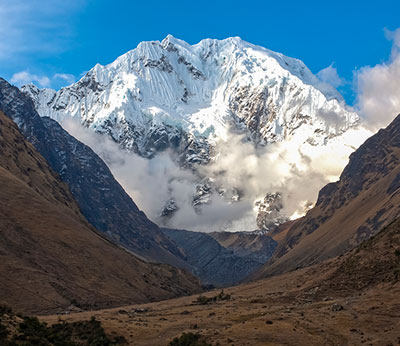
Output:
[23,35,357,156]
[22,36,366,231]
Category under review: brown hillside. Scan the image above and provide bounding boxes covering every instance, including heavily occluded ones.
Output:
[0,111,201,315]
[318,216,400,294]
[253,114,400,279]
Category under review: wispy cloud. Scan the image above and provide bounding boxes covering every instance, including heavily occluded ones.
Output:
[0,0,85,61]
[10,70,76,88]
[54,73,76,84]
[11,71,51,87]
[62,116,371,233]
[385,27,400,60]
[317,63,344,89]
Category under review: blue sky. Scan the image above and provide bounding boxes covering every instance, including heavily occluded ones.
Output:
[0,0,399,104]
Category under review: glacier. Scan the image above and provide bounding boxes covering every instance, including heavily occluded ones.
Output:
[22,35,372,232]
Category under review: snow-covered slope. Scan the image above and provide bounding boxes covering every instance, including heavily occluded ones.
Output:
[23,35,357,155]
[22,35,369,232]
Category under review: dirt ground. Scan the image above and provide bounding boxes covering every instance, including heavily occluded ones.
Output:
[40,265,400,346]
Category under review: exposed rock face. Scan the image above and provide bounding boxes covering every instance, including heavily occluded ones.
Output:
[162,228,276,287]
[0,77,184,265]
[255,193,289,231]
[0,110,201,315]
[22,35,361,229]
[253,113,400,279]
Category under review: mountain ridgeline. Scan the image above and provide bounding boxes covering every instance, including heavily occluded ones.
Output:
[23,35,357,157]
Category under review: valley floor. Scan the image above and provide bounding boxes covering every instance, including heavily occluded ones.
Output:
[39,265,400,346]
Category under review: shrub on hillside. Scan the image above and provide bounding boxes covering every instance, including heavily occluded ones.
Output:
[0,305,12,317]
[0,323,9,342]
[0,310,126,345]
[168,332,211,346]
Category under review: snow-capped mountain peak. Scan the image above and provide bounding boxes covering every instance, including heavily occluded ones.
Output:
[23,35,355,154]
[22,36,366,232]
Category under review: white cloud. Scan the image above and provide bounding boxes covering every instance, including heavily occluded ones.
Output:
[0,0,85,61]
[10,71,76,88]
[317,63,344,88]
[61,117,371,233]
[11,71,51,87]
[54,73,76,84]
[356,28,400,130]
[384,27,400,60]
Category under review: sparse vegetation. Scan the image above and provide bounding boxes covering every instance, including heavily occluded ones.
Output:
[0,310,127,345]
[194,290,231,305]
[168,332,211,346]
[0,322,9,342]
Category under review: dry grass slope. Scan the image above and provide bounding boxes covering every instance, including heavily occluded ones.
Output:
[0,111,201,315]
